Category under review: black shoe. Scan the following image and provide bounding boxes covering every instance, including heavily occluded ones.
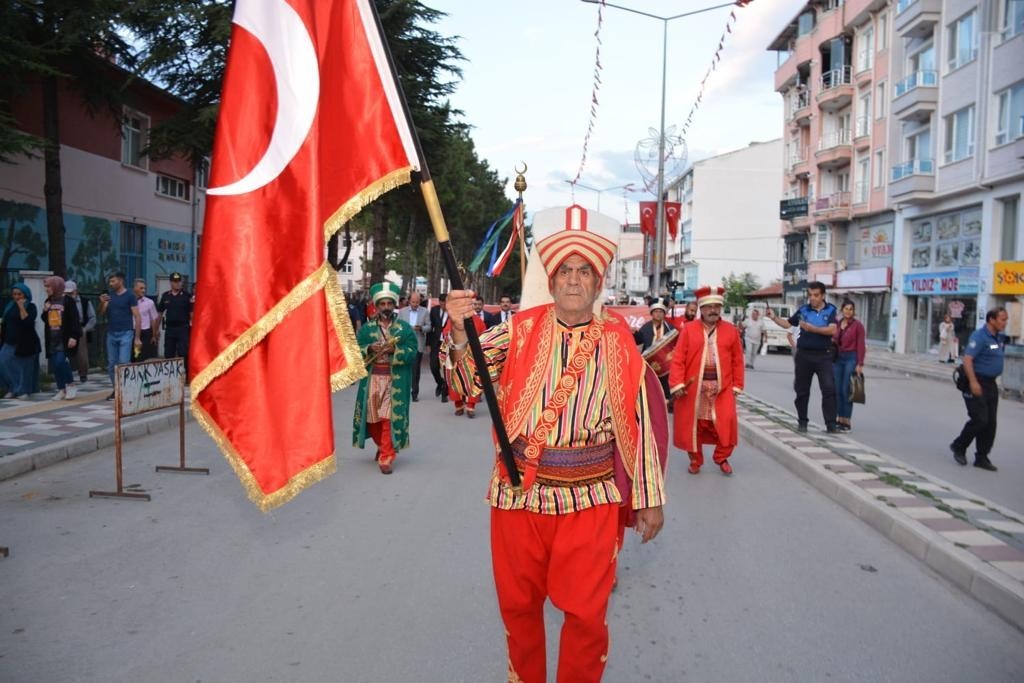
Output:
[412,395,419,402]
[79,376,88,383]
[105,392,115,401]
[441,394,448,403]
[950,443,967,466]
[974,459,998,472]
[796,422,808,433]
[435,386,442,397]
[826,424,841,433]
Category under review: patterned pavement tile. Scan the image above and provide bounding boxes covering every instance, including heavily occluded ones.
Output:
[990,562,1024,581]
[899,507,954,520]
[919,518,978,532]
[939,530,1008,547]
[968,545,1024,562]
[935,498,990,512]
[839,471,878,481]
[981,520,1024,534]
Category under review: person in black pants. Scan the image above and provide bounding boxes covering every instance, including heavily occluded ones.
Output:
[950,308,1008,471]
[427,293,448,402]
[157,272,193,374]
[766,281,839,433]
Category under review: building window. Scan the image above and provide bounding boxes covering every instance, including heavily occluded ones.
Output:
[909,207,981,270]
[877,12,888,51]
[121,110,147,169]
[874,148,885,188]
[858,26,874,71]
[995,82,1024,145]
[856,155,870,203]
[797,10,815,36]
[1002,0,1024,41]
[156,174,190,200]
[120,222,146,285]
[944,106,975,163]
[813,225,832,261]
[857,91,872,136]
[1001,196,1020,259]
[947,11,978,71]
[876,81,886,118]
[196,157,210,190]
[786,239,807,265]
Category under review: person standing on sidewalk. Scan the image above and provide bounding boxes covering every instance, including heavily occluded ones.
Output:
[669,285,745,475]
[742,308,765,370]
[351,282,417,475]
[133,279,160,360]
[64,281,96,384]
[0,283,40,398]
[832,300,866,432]
[950,308,1009,472]
[766,282,839,433]
[442,226,665,683]
[938,313,958,363]
[157,272,192,374]
[397,291,430,402]
[40,276,82,400]
[98,272,142,400]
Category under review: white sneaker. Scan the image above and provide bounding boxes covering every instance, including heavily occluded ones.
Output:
[2,392,13,399]
[51,389,66,401]
[64,385,78,400]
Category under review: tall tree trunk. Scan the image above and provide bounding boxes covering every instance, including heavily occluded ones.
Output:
[402,213,417,294]
[426,240,439,297]
[370,204,389,283]
[41,74,67,277]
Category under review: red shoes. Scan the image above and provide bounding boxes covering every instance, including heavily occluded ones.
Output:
[719,461,733,475]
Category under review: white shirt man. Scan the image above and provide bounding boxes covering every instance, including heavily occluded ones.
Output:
[742,309,765,369]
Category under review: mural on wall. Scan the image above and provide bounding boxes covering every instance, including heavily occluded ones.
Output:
[67,215,121,293]
[0,200,48,292]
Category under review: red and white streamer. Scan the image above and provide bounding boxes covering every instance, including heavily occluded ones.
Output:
[570,0,607,185]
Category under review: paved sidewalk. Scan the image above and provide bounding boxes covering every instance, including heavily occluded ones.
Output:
[864,349,1022,401]
[0,374,190,482]
[737,391,1024,631]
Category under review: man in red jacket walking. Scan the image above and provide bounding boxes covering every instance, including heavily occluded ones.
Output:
[669,285,745,475]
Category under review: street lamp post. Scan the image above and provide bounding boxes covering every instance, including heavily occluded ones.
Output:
[581,0,734,294]
[563,180,636,213]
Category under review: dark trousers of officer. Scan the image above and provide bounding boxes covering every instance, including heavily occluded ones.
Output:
[793,348,837,427]
[164,325,190,373]
[429,345,446,397]
[139,328,158,360]
[411,351,423,399]
[952,377,999,461]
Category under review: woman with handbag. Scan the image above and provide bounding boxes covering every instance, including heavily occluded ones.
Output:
[833,300,866,432]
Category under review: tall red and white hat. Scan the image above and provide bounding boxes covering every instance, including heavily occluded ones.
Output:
[534,204,617,278]
[695,285,725,308]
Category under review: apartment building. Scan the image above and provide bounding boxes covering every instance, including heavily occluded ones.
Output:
[886,0,1024,352]
[665,140,785,302]
[769,0,898,345]
[0,58,204,296]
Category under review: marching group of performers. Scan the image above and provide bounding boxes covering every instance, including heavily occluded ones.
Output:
[349,223,743,682]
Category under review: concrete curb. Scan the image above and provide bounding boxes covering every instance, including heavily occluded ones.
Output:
[740,419,1024,633]
[0,408,193,483]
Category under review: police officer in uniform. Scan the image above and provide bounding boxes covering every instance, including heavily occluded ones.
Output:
[951,308,1009,471]
[158,272,193,372]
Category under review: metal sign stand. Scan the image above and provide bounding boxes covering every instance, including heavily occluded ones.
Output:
[89,379,152,502]
[155,400,209,475]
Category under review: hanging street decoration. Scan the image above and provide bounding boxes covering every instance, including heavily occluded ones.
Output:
[569,0,607,185]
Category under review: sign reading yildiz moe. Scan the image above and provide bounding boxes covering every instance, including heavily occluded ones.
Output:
[117,359,186,417]
[903,268,979,295]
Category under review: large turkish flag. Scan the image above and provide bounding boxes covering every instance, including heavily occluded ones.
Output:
[190,0,419,511]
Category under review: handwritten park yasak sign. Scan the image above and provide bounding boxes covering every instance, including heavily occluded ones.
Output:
[116,359,186,416]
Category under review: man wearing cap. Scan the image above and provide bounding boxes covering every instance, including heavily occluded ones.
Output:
[158,272,193,373]
[64,281,96,384]
[669,285,745,475]
[634,301,676,408]
[352,282,417,474]
[444,228,665,683]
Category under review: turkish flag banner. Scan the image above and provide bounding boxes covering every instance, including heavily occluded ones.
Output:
[664,201,682,241]
[191,0,419,511]
[639,201,657,237]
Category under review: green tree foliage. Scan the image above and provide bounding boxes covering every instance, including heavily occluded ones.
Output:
[0,200,47,291]
[721,271,761,310]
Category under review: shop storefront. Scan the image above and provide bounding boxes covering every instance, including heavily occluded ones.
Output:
[835,266,891,343]
[903,269,978,354]
[993,260,1024,344]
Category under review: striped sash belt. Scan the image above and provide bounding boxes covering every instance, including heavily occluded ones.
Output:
[512,437,615,487]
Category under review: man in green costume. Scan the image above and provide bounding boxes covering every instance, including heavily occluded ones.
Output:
[352,282,418,474]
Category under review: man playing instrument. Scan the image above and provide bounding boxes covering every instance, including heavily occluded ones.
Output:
[634,300,675,408]
[443,227,665,683]
[669,285,745,475]
[351,282,418,474]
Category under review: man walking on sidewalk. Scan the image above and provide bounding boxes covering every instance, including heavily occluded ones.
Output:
[951,308,1008,472]
[742,308,765,370]
[766,282,839,433]
[98,272,142,400]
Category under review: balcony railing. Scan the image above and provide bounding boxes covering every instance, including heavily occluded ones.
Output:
[855,116,870,137]
[788,90,810,119]
[896,0,916,14]
[819,65,853,92]
[853,180,869,204]
[789,150,807,168]
[815,192,852,211]
[818,129,852,150]
[891,158,934,181]
[894,70,937,97]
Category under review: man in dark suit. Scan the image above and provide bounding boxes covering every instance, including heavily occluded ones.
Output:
[428,293,449,402]
[487,295,516,328]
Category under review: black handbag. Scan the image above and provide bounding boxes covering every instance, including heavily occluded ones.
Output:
[850,372,866,404]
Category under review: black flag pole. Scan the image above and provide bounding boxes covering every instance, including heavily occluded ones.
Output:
[369,4,521,488]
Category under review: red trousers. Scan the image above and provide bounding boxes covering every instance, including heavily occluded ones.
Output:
[449,389,479,410]
[689,418,734,467]
[366,419,396,466]
[491,504,618,683]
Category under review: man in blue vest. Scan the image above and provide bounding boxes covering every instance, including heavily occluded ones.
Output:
[951,308,1008,471]
[766,281,839,433]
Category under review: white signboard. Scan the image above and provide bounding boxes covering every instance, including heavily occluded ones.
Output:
[116,359,186,417]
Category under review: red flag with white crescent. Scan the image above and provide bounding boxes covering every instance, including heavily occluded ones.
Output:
[190,0,419,511]
[664,201,682,241]
[639,201,657,238]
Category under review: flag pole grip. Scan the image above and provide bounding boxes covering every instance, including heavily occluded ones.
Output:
[421,179,522,489]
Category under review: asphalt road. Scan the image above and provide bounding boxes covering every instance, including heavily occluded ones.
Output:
[1,377,1023,682]
[742,351,1024,513]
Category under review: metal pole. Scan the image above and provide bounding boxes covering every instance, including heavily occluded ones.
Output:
[653,18,668,296]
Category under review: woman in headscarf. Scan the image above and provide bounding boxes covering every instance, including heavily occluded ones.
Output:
[41,275,82,400]
[0,283,41,398]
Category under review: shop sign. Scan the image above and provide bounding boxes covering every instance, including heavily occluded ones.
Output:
[903,269,978,295]
[857,224,893,264]
[837,266,891,289]
[992,261,1024,294]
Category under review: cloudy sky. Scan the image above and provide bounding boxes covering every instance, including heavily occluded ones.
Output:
[433,0,806,223]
